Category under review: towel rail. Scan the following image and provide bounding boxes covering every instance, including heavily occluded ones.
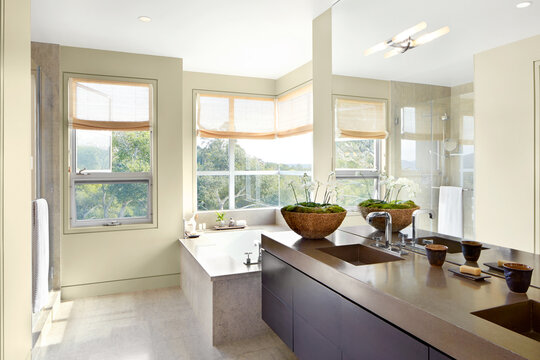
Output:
[432,186,474,192]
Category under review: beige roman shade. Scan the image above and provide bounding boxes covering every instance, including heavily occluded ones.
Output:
[276,83,313,138]
[69,78,153,131]
[196,83,313,140]
[335,97,387,139]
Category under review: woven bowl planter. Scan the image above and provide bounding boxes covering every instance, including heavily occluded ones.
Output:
[281,209,347,239]
[358,206,419,232]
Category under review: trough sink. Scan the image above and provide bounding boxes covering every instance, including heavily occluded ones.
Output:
[413,236,489,254]
[472,300,540,342]
[318,244,403,266]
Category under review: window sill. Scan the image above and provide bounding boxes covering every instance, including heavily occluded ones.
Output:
[64,221,157,235]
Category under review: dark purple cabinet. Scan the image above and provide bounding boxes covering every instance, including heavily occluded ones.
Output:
[341,298,428,360]
[261,285,293,349]
[294,313,341,360]
[429,347,454,360]
[294,267,341,347]
[261,250,447,360]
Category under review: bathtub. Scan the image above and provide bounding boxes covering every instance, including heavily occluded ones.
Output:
[178,226,287,345]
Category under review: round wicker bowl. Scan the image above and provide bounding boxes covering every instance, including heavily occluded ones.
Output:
[358,206,419,232]
[281,209,347,239]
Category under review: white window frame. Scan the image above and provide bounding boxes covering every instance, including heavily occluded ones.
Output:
[333,95,387,208]
[194,88,313,211]
[67,74,156,228]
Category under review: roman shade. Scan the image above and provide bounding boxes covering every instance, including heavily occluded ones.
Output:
[68,78,153,131]
[196,83,313,140]
[276,83,313,137]
[335,97,387,139]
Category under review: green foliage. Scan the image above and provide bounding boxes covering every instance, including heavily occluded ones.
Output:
[216,211,225,222]
[77,146,110,171]
[359,199,418,210]
[335,139,374,169]
[282,202,346,214]
[75,130,151,221]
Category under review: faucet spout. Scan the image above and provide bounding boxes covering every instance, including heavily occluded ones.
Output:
[366,211,393,249]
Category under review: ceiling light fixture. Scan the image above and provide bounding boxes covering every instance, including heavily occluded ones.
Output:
[516,1,532,8]
[364,22,450,58]
[138,16,152,23]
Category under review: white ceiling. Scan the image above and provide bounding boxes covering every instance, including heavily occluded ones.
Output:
[333,0,540,86]
[31,0,336,79]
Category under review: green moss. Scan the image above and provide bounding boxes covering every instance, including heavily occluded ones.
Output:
[359,199,418,210]
[282,202,346,214]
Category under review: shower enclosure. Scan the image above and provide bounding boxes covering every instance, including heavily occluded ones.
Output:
[390,81,475,239]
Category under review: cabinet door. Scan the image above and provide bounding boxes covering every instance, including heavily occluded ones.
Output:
[341,298,429,360]
[262,285,293,349]
[262,251,293,307]
[294,313,341,360]
[430,347,454,360]
[294,268,341,347]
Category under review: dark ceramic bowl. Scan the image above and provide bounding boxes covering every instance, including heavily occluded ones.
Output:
[503,263,534,293]
[425,244,448,266]
[461,240,482,261]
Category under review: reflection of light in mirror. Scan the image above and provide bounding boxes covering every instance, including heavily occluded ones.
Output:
[392,21,427,43]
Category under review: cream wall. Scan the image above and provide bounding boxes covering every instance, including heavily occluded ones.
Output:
[59,47,183,299]
[182,64,313,219]
[0,0,32,358]
[475,35,540,253]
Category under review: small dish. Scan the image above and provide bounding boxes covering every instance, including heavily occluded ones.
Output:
[425,244,448,266]
[461,240,483,261]
[483,262,504,272]
[503,263,534,293]
[448,267,491,281]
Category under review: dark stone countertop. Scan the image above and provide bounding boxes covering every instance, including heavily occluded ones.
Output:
[262,226,540,360]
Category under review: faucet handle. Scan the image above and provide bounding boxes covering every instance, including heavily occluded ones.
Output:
[244,252,252,265]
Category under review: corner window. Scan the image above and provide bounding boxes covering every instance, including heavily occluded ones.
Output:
[196,85,313,211]
[334,96,387,209]
[67,76,155,227]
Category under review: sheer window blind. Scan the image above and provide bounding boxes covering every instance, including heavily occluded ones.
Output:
[277,83,313,137]
[335,97,387,139]
[196,83,313,140]
[69,78,153,131]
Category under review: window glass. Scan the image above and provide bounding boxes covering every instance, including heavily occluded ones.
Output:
[335,138,375,170]
[235,175,279,208]
[336,178,377,207]
[197,175,229,211]
[74,181,149,221]
[197,138,230,171]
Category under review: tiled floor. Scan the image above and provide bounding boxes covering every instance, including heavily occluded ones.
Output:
[34,287,296,360]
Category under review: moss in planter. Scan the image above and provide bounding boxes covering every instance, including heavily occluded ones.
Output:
[359,199,418,210]
[282,202,346,214]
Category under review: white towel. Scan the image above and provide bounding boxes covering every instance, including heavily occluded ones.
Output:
[437,186,463,238]
[32,199,49,313]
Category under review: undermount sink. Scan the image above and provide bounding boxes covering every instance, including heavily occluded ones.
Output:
[412,236,489,254]
[318,244,403,266]
[472,300,540,342]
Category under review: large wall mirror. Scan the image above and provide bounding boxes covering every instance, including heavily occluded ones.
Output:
[331,0,540,252]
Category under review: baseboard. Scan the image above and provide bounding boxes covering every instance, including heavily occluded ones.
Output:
[61,273,181,300]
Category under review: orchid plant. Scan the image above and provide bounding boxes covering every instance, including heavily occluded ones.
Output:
[359,174,420,210]
[283,172,345,214]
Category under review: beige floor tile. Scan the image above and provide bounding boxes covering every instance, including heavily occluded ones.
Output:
[34,287,296,360]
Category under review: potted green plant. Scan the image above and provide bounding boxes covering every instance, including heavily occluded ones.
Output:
[358,175,420,232]
[216,211,226,227]
[281,173,347,239]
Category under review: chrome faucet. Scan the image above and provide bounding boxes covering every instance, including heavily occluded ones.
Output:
[366,212,392,249]
[412,209,435,247]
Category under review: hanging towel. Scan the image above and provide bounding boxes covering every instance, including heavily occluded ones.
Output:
[438,186,463,238]
[32,199,49,314]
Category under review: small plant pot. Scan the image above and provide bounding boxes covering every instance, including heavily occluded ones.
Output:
[281,209,347,239]
[359,206,419,232]
[461,240,482,262]
[503,263,534,293]
[425,244,448,266]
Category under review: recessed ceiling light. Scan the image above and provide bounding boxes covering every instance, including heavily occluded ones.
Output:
[138,16,152,23]
[516,1,532,8]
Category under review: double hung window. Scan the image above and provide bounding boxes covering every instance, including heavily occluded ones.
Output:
[196,84,313,211]
[334,96,387,208]
[67,76,155,227]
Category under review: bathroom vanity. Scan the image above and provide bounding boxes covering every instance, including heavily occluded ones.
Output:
[261,228,540,360]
